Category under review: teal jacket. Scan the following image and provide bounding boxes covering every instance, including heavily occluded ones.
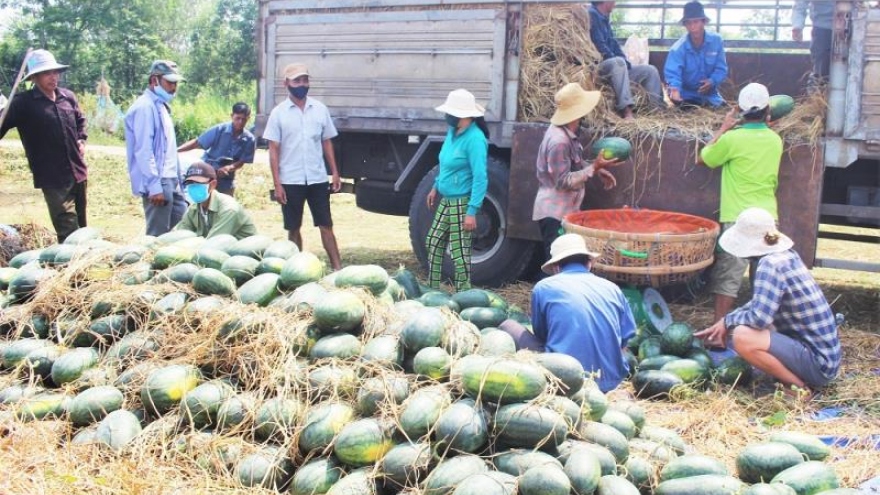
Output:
[435,122,488,216]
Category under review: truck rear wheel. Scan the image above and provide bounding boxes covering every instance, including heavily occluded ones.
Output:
[409,157,536,288]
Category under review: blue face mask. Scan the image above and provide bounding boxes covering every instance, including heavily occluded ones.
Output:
[154,84,175,103]
[445,114,460,128]
[288,85,309,99]
[186,183,210,203]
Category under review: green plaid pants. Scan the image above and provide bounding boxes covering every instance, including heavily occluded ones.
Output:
[426,197,472,291]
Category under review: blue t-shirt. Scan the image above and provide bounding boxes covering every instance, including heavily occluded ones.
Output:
[197,122,256,189]
[435,122,488,216]
[531,263,637,392]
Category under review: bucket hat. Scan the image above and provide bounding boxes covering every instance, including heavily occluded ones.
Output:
[550,83,601,126]
[681,1,710,23]
[718,207,793,259]
[541,233,600,274]
[738,82,770,114]
[284,63,310,80]
[435,89,485,118]
[183,161,217,184]
[25,49,69,80]
[149,60,185,83]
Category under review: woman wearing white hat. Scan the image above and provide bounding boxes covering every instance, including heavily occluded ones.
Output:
[694,207,841,395]
[425,89,489,291]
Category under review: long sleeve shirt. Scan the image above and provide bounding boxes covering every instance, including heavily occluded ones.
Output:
[174,191,257,239]
[664,31,728,106]
[125,89,181,196]
[532,125,594,221]
[0,87,88,188]
[792,1,835,30]
[434,122,488,216]
[531,263,637,392]
[588,4,627,63]
[725,250,840,380]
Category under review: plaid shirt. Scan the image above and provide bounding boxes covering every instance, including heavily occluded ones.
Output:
[725,249,841,379]
[532,125,595,221]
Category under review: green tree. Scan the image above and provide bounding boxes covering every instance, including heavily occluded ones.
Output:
[184,0,257,97]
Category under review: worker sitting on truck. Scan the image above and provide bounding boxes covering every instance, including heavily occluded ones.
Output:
[698,82,782,323]
[664,1,729,108]
[174,161,257,240]
[498,234,637,393]
[695,207,841,395]
[588,1,665,120]
[532,83,623,260]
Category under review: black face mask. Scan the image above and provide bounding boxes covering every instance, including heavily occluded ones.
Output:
[445,114,461,128]
[288,85,309,99]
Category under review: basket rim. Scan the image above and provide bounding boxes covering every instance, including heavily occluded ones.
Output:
[563,209,720,242]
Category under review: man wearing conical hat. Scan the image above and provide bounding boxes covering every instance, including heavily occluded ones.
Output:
[0,49,89,243]
[532,83,624,261]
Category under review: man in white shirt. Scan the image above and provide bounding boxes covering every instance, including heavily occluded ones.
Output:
[264,63,342,270]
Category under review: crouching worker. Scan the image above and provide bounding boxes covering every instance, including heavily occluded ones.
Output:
[695,207,841,394]
[174,161,257,239]
[498,234,637,392]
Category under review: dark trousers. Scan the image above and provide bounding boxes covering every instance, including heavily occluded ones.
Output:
[41,180,87,243]
[538,217,563,262]
[811,26,832,80]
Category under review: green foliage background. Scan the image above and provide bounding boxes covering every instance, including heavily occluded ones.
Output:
[0,0,258,143]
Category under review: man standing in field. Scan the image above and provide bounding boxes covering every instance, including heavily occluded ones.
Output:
[124,60,187,236]
[0,49,89,243]
[176,102,256,197]
[664,1,729,108]
[264,63,342,270]
[698,83,782,322]
[588,1,665,119]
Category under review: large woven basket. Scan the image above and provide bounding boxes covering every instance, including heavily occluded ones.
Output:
[562,209,720,288]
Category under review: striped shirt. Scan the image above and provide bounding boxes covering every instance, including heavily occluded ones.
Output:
[725,249,841,379]
[532,125,595,221]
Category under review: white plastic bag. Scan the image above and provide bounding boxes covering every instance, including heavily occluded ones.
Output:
[623,35,650,66]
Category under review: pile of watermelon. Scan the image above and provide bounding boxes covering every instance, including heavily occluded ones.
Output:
[627,321,757,401]
[0,227,849,494]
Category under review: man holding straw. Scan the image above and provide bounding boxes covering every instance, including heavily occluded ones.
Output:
[0,49,89,243]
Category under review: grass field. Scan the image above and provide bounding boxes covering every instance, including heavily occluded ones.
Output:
[1,139,879,491]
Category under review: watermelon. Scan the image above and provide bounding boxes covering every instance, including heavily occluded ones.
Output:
[14,391,69,421]
[519,465,571,495]
[423,455,488,495]
[661,358,708,384]
[638,337,663,361]
[94,409,143,450]
[2,338,53,369]
[655,475,746,495]
[564,448,603,495]
[254,396,304,442]
[236,272,280,306]
[398,386,452,439]
[401,307,448,352]
[380,441,433,487]
[0,266,18,290]
[494,449,562,476]
[299,401,355,454]
[714,356,753,386]
[71,314,133,348]
[600,409,638,439]
[22,345,63,381]
[452,472,516,495]
[106,331,160,365]
[308,364,358,398]
[235,446,294,490]
[155,262,200,284]
[736,442,805,483]
[459,306,508,329]
[112,245,148,265]
[279,252,325,290]
[546,395,587,431]
[534,352,585,397]
[155,229,197,245]
[68,385,125,426]
[310,333,363,360]
[459,357,547,404]
[216,393,258,431]
[150,292,190,318]
[771,461,840,495]
[558,440,617,475]
[419,290,460,312]
[441,320,481,357]
[492,403,568,449]
[333,418,395,467]
[7,266,55,303]
[637,354,680,371]
[580,421,630,463]
[290,457,343,495]
[180,380,234,429]
[360,335,403,366]
[255,257,286,275]
[591,136,633,161]
[660,454,729,482]
[227,234,274,259]
[638,426,688,455]
[312,291,366,332]
[632,369,685,399]
[660,322,694,357]
[263,239,299,260]
[51,347,100,385]
[624,456,659,493]
[119,262,153,285]
[476,329,517,356]
[434,399,488,454]
[192,247,231,270]
[743,484,798,495]
[9,249,43,268]
[768,431,831,461]
[141,364,202,415]
[597,475,641,495]
[191,268,236,296]
[769,94,795,121]
[327,468,376,495]
[334,264,389,295]
[451,288,493,309]
[413,346,452,381]
[220,255,260,286]
[392,267,421,299]
[151,245,196,270]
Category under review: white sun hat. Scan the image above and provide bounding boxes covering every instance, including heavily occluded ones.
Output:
[25,49,69,80]
[719,207,793,259]
[738,82,770,114]
[541,233,600,274]
[435,89,485,118]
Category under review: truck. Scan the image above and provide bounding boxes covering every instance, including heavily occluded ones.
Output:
[255,0,880,287]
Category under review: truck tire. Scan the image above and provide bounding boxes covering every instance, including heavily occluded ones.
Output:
[409,157,536,288]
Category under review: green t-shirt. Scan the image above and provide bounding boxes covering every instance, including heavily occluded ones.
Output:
[700,122,782,222]
[174,191,257,239]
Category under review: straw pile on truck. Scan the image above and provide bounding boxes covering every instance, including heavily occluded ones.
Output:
[0,226,865,494]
